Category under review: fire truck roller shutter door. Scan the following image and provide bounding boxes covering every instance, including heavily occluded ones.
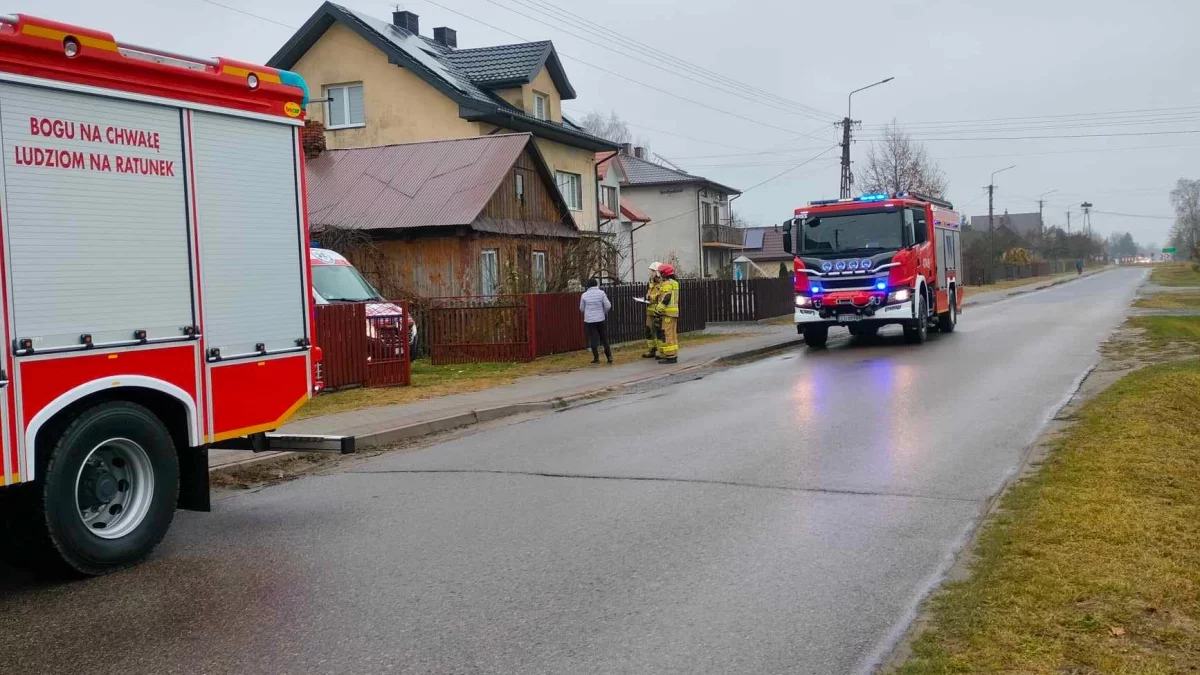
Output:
[0,83,193,351]
[191,112,306,359]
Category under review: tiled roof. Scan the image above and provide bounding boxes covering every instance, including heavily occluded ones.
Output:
[268,2,608,150]
[617,154,740,194]
[305,133,576,236]
[443,42,552,87]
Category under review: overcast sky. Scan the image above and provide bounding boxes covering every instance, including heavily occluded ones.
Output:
[31,0,1197,246]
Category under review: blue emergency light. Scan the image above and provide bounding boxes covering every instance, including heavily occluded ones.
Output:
[875,280,887,291]
[810,284,821,294]
[858,192,890,202]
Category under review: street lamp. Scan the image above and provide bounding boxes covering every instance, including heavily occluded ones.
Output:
[1037,189,1057,231]
[987,165,1016,273]
[839,76,894,198]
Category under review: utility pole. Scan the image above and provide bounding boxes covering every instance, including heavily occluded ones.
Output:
[840,77,893,198]
[1066,210,1071,233]
[987,165,1016,269]
[1081,201,1093,236]
[1037,189,1057,233]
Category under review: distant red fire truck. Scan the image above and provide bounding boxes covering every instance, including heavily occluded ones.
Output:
[782,191,964,348]
[0,14,322,574]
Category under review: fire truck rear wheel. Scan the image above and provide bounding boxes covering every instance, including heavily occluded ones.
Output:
[37,402,179,576]
[939,290,958,333]
[803,325,829,349]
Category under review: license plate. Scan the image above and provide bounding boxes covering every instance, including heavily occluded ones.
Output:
[837,314,862,323]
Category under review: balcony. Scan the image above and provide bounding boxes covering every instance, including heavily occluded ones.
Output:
[701,223,743,248]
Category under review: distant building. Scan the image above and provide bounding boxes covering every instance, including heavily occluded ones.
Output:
[738,226,794,276]
[969,211,1043,238]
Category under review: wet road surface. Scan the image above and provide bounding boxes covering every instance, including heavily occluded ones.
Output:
[0,268,1145,675]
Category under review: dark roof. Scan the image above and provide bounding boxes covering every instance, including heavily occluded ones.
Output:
[268,2,610,150]
[305,133,577,237]
[740,226,791,262]
[616,153,740,194]
[443,42,576,98]
[970,212,1043,237]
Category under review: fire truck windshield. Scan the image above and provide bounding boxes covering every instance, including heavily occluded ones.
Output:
[801,210,903,254]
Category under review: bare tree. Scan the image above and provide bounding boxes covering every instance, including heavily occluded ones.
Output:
[1169,178,1200,259]
[857,120,947,198]
[578,110,652,155]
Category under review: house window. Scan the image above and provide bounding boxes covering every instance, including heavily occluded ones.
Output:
[480,249,499,295]
[326,83,365,129]
[515,172,525,204]
[532,251,547,292]
[556,171,582,211]
[601,185,618,213]
[533,92,549,120]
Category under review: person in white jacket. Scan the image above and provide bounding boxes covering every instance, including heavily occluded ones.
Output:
[579,278,612,364]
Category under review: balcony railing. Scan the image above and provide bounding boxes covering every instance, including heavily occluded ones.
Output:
[701,223,743,248]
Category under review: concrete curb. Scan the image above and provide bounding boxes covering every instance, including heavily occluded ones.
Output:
[962,267,1112,308]
[209,337,805,474]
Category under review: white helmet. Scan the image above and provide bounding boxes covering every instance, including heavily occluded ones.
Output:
[649,261,663,273]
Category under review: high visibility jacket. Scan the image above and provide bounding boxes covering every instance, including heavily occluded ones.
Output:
[653,279,680,318]
[645,279,663,316]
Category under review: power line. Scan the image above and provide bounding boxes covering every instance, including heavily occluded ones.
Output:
[857,129,1200,142]
[479,0,836,122]
[861,105,1200,129]
[1091,210,1175,220]
[421,0,824,136]
[931,141,1200,161]
[196,0,297,28]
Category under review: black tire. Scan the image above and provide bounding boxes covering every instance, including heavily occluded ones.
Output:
[803,325,829,349]
[24,402,179,576]
[938,290,958,333]
[904,293,929,345]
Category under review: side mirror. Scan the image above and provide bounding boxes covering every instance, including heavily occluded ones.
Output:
[782,219,794,254]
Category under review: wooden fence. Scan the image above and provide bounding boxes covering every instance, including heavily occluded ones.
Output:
[314,302,411,390]
[313,278,796,383]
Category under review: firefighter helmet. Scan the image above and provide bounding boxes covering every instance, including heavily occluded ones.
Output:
[659,263,675,277]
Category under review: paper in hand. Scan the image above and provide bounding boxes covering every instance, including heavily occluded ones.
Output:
[633,296,649,304]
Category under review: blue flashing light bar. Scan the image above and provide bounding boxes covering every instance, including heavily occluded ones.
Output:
[808,198,840,206]
[858,192,890,202]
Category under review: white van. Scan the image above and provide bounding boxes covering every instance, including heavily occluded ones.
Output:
[309,247,417,355]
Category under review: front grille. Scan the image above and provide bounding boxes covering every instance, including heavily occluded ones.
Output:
[821,275,881,290]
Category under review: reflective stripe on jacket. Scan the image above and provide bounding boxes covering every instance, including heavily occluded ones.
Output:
[653,279,680,317]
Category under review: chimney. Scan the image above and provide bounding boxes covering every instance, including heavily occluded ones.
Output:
[633,146,646,159]
[301,119,326,159]
[433,26,457,48]
[620,142,633,155]
[392,10,419,34]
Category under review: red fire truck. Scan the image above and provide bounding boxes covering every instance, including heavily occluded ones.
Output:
[782,191,964,348]
[0,15,321,574]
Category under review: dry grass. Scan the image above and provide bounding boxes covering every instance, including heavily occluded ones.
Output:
[981,270,1076,291]
[1150,262,1200,287]
[297,332,741,420]
[1134,291,1200,310]
[894,358,1200,675]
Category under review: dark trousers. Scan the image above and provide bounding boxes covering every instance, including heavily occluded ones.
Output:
[585,321,611,361]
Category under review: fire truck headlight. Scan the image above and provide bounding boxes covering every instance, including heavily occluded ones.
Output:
[888,289,911,303]
[795,295,810,308]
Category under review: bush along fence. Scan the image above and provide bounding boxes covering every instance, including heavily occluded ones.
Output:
[317,278,794,388]
[964,259,1069,286]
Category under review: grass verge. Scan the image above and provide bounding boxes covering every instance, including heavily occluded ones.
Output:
[894,358,1200,674]
[1134,291,1200,310]
[297,331,742,420]
[982,270,1076,291]
[1150,262,1200,287]
[1128,315,1200,348]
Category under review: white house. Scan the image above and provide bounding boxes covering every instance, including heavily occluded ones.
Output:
[615,147,741,281]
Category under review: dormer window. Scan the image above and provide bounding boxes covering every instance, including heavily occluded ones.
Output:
[533,92,548,120]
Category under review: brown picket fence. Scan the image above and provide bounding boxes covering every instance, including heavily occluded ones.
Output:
[313,302,411,390]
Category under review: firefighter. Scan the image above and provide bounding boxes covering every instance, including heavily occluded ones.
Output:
[642,262,664,358]
[652,263,680,364]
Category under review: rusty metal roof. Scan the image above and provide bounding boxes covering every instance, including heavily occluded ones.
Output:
[305,133,577,235]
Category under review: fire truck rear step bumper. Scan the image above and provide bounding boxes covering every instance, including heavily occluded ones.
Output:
[210,433,356,454]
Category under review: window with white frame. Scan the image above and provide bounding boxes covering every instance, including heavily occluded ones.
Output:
[532,251,547,292]
[480,249,499,295]
[601,185,618,213]
[533,92,549,120]
[325,83,365,129]
[556,171,582,211]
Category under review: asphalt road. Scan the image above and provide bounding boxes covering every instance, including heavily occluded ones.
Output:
[0,268,1146,675]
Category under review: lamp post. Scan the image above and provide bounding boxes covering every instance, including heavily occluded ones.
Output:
[987,165,1016,273]
[839,76,894,198]
[1037,189,1057,232]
